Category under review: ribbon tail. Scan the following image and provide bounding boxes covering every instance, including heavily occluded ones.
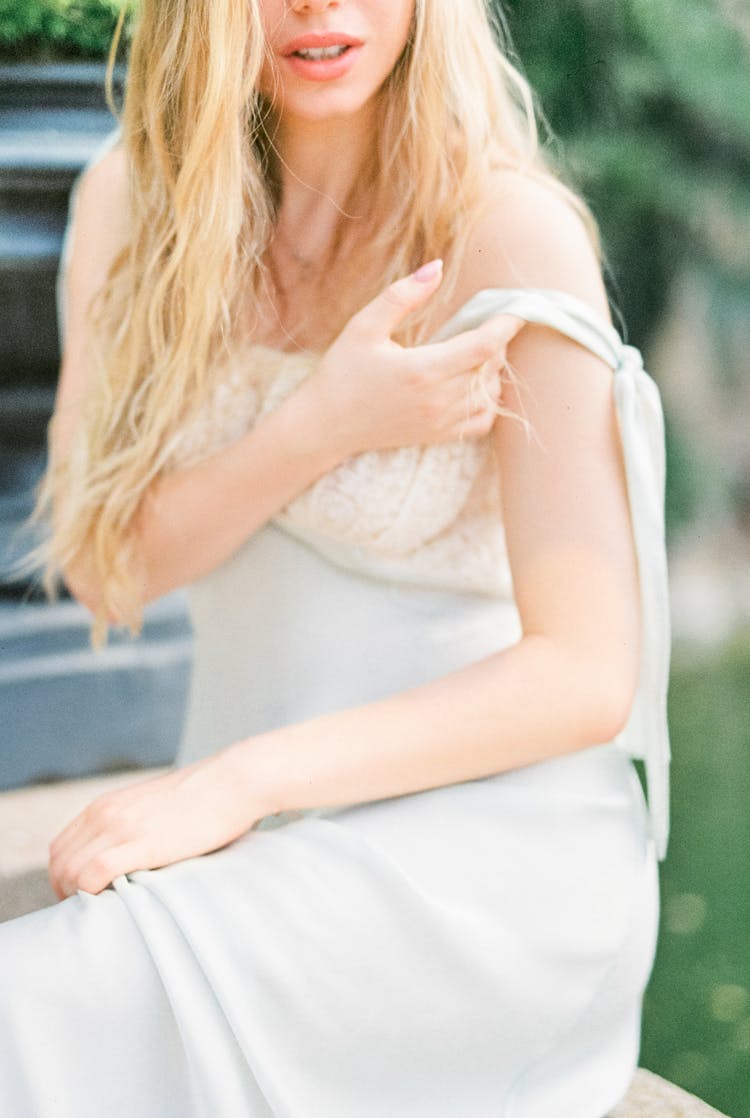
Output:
[614,347,672,861]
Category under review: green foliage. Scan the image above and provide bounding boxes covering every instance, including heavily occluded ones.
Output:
[0,0,129,60]
[500,0,750,536]
[501,0,750,327]
[641,632,750,1115]
[664,412,707,531]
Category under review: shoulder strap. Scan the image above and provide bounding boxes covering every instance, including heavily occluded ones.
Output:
[56,126,123,350]
[434,287,671,861]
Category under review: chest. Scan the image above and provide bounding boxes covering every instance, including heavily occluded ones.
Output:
[245,279,338,353]
[245,240,387,354]
[169,343,498,559]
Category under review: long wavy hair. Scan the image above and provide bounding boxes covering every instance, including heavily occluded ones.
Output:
[31,0,603,643]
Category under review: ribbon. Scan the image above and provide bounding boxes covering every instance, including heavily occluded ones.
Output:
[434,289,672,860]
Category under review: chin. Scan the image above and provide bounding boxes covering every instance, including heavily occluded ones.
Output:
[280,92,375,124]
[291,100,370,123]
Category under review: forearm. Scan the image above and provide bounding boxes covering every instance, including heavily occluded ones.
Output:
[223,632,634,819]
[66,380,341,609]
[137,383,342,600]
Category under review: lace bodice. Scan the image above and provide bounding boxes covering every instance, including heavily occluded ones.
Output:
[166,341,515,600]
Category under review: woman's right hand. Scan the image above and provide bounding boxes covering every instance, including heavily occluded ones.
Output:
[306,260,526,458]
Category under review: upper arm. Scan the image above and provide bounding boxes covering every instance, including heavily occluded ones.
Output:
[54,142,131,457]
[464,176,641,721]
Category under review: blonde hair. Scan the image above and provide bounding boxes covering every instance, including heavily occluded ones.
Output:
[32,0,602,643]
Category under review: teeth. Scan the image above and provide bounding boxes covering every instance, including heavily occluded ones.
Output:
[296,45,348,60]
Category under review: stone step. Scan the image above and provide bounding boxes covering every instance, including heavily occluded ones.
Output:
[0,595,192,790]
[0,452,46,587]
[0,387,54,592]
[611,1068,730,1116]
[0,263,60,382]
[0,109,116,195]
[0,60,191,784]
[0,64,120,199]
[0,385,53,443]
[0,67,121,383]
[0,63,125,111]
[0,208,63,271]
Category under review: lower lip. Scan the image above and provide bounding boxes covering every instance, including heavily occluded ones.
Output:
[282,45,362,83]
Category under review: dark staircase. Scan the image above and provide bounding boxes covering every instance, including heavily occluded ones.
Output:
[0,64,192,790]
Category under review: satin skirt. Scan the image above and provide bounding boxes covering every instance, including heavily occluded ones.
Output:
[0,739,658,1118]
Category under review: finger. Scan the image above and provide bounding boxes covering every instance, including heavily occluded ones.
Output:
[349,259,444,340]
[420,313,526,377]
[48,776,156,866]
[71,840,148,897]
[434,359,503,421]
[47,855,70,901]
[48,809,99,874]
[483,311,526,342]
[423,389,498,443]
[469,362,504,409]
[50,831,120,900]
[455,407,499,441]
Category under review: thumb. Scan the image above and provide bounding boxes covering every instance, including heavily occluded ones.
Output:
[353,259,444,340]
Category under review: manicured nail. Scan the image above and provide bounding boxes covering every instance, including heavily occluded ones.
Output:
[412,259,443,283]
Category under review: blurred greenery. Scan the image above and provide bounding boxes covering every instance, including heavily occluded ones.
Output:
[502,0,750,334]
[0,0,127,59]
[642,632,750,1115]
[500,0,750,538]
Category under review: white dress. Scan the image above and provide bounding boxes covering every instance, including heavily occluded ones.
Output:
[0,137,671,1118]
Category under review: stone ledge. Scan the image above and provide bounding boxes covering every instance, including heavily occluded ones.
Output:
[611,1068,729,1116]
[0,866,56,923]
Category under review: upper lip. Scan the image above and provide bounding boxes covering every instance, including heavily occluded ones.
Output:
[280,32,364,57]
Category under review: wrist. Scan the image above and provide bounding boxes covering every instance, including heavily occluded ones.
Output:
[217,734,286,821]
[280,373,350,472]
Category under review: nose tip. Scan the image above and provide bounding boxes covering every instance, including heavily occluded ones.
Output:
[291,0,343,12]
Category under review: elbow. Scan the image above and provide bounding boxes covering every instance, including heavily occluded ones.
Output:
[61,554,125,626]
[526,631,639,749]
[580,657,639,745]
[63,550,156,631]
[63,568,106,621]
[587,690,634,746]
[62,557,101,618]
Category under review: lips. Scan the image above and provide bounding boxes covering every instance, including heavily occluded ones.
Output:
[280,32,365,58]
[278,31,365,83]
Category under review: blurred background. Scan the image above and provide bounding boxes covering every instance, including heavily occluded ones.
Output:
[0,1,748,1112]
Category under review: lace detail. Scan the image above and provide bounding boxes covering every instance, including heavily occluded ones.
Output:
[166,343,512,598]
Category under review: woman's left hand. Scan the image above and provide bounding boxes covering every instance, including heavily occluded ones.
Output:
[47,752,265,900]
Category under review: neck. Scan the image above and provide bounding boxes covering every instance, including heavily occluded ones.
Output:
[268,103,379,241]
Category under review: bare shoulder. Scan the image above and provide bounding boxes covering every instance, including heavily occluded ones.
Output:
[73,139,131,247]
[63,139,130,341]
[79,137,128,191]
[450,168,612,326]
[57,140,131,439]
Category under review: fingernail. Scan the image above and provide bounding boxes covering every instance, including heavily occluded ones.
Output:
[412,259,443,283]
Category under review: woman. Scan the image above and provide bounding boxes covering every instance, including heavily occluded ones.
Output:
[0,0,670,1114]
